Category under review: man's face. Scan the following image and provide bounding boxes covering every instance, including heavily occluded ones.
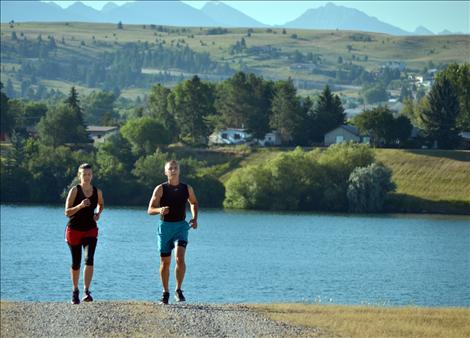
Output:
[165,163,179,178]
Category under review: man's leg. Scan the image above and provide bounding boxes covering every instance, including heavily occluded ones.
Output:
[175,245,186,291]
[160,255,171,292]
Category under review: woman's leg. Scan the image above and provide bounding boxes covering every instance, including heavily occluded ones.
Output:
[83,237,97,290]
[68,244,82,290]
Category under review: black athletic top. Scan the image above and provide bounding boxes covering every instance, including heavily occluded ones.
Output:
[67,185,98,231]
[160,182,189,222]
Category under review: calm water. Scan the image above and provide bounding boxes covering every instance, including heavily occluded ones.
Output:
[1,205,469,306]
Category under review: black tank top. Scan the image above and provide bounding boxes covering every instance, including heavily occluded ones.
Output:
[160,182,189,222]
[67,185,98,231]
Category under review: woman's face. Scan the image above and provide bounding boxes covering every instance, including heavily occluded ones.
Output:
[79,168,93,184]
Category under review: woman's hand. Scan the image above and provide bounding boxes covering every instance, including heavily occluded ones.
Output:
[93,213,100,221]
[80,198,91,209]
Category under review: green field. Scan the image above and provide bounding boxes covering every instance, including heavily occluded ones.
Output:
[1,21,469,97]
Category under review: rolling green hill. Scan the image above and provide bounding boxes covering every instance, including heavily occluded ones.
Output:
[1,22,469,99]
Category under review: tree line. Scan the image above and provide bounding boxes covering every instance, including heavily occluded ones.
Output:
[1,64,468,207]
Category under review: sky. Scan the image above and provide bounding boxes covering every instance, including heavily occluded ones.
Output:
[47,1,470,34]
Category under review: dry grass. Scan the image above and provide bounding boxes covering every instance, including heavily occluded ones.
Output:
[253,303,470,338]
[376,149,470,203]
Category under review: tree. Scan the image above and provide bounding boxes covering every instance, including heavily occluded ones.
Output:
[37,103,89,147]
[117,21,123,29]
[168,75,215,144]
[421,76,461,149]
[215,72,273,139]
[83,91,117,125]
[120,117,171,155]
[310,85,346,143]
[361,84,388,104]
[436,63,470,130]
[146,84,177,140]
[63,86,89,143]
[18,102,48,129]
[347,163,395,212]
[0,82,15,137]
[270,78,306,144]
[353,106,395,146]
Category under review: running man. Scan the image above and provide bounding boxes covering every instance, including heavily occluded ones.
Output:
[65,163,104,304]
[147,160,198,304]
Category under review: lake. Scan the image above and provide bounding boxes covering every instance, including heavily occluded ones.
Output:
[1,205,469,306]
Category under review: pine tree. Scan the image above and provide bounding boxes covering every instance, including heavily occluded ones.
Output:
[310,85,346,142]
[270,78,305,144]
[421,76,460,149]
[64,87,89,143]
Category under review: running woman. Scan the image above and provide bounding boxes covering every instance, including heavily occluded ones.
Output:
[147,160,198,304]
[65,163,104,304]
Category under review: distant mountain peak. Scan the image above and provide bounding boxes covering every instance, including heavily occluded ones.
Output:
[202,1,266,27]
[414,25,434,35]
[284,3,409,35]
[101,2,119,12]
[439,29,454,35]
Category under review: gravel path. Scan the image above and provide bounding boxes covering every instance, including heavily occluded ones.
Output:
[1,301,320,337]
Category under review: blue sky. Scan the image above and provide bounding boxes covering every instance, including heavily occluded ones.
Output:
[47,1,470,34]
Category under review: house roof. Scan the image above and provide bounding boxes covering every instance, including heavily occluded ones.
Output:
[86,126,118,132]
[325,124,360,137]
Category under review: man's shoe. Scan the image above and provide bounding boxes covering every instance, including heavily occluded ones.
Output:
[71,289,80,305]
[159,292,170,305]
[82,289,93,302]
[175,289,186,302]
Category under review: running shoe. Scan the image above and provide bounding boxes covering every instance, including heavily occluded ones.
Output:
[71,289,80,305]
[82,289,93,302]
[160,291,170,305]
[175,289,186,302]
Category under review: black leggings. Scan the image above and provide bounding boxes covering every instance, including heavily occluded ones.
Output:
[68,237,98,270]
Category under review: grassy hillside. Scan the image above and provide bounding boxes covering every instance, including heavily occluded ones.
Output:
[183,146,470,214]
[1,22,469,98]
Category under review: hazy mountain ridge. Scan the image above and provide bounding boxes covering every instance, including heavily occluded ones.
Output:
[0,0,459,35]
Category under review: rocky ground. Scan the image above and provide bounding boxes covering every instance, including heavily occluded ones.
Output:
[1,301,321,337]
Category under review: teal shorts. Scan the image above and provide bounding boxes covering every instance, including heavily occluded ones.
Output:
[157,220,190,256]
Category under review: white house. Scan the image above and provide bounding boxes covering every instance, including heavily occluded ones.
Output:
[208,128,251,145]
[324,125,370,146]
[258,131,282,146]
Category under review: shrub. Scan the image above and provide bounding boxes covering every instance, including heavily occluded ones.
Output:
[347,163,396,212]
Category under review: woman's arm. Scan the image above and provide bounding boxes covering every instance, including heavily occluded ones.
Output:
[65,186,88,217]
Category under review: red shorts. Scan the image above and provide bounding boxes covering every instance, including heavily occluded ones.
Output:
[65,227,98,246]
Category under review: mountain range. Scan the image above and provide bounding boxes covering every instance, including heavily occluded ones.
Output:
[0,0,457,36]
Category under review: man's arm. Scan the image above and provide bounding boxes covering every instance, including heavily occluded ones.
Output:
[188,185,198,229]
[148,185,165,215]
[94,189,104,221]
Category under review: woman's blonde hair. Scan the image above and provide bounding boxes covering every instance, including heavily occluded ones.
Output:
[77,163,92,175]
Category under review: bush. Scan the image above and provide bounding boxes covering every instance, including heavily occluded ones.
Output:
[347,163,396,212]
[224,143,376,211]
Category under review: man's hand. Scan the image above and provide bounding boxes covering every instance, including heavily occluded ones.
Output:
[160,206,170,215]
[189,218,198,229]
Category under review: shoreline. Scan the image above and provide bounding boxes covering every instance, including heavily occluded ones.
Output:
[2,301,468,337]
[1,202,469,217]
